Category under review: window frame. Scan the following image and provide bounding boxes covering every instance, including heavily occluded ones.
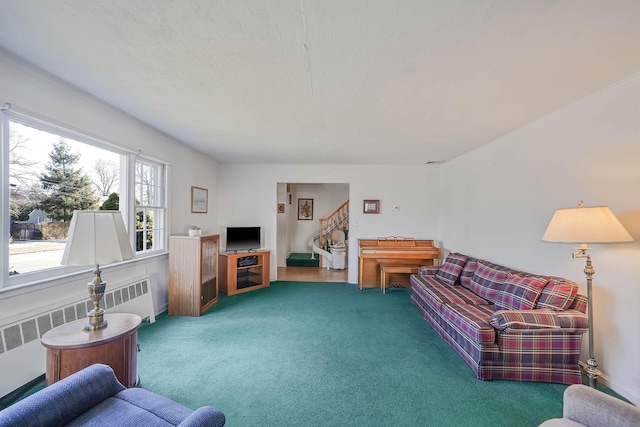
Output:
[1,105,169,290]
[132,156,168,256]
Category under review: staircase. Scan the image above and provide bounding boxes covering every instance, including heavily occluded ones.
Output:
[311,200,349,268]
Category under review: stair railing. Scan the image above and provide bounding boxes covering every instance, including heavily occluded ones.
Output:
[315,200,349,267]
[319,200,349,250]
[310,233,332,268]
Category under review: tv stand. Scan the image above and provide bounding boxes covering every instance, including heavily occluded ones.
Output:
[220,250,270,295]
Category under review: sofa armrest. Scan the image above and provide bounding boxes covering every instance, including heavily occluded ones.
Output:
[0,364,125,427]
[490,309,588,332]
[418,266,439,276]
[563,384,640,427]
[178,406,226,427]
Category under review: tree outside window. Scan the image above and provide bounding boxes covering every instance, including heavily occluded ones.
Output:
[2,113,168,287]
[39,139,99,221]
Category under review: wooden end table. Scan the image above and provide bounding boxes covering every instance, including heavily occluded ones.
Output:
[41,313,141,387]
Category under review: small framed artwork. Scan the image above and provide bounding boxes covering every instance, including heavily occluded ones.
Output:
[298,198,313,220]
[363,199,380,214]
[191,186,208,213]
[277,203,285,213]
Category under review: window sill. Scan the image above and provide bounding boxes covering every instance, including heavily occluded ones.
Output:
[0,251,168,300]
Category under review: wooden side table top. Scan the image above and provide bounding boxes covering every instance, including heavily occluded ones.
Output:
[41,313,142,350]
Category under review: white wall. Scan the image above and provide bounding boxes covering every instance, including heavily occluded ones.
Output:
[218,164,441,283]
[439,74,640,404]
[0,51,220,318]
[276,183,289,265]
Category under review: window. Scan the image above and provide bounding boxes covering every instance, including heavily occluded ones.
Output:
[1,107,168,289]
[134,158,166,254]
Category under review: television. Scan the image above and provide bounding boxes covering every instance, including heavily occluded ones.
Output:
[225,226,261,252]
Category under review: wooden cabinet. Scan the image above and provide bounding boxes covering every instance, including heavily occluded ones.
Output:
[41,313,141,387]
[219,251,270,295]
[169,234,219,316]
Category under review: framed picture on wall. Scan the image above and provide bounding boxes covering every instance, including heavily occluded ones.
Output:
[298,198,313,220]
[277,203,285,213]
[363,199,380,214]
[191,186,208,213]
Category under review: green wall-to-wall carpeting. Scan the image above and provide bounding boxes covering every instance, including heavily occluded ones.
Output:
[137,281,568,426]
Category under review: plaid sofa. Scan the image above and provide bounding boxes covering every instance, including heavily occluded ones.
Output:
[410,252,589,384]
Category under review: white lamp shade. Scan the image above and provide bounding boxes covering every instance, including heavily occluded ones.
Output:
[542,205,633,244]
[61,210,134,266]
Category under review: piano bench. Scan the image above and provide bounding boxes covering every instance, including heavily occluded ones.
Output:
[379,264,420,294]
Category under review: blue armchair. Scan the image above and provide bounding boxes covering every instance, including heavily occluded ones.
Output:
[0,364,225,427]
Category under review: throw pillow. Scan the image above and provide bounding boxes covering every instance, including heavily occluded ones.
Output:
[536,278,579,311]
[435,253,468,285]
[459,260,477,289]
[469,261,508,303]
[495,273,548,311]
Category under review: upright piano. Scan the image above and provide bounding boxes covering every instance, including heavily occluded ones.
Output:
[358,237,441,290]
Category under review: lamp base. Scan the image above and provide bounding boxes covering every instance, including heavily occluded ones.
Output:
[84,308,108,331]
[586,356,601,388]
[85,266,108,331]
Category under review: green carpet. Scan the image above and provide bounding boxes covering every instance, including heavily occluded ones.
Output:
[137,282,570,426]
[286,252,319,267]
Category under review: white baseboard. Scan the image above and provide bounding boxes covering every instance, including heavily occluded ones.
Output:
[579,361,640,405]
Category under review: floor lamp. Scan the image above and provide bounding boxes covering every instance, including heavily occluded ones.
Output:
[542,202,633,388]
[61,210,134,331]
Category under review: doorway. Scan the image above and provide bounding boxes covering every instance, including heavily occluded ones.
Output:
[276,182,349,282]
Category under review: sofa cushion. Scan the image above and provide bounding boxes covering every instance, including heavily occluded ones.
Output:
[536,278,579,311]
[469,261,508,303]
[115,388,196,425]
[67,397,176,426]
[66,388,227,427]
[435,253,468,285]
[459,259,477,289]
[568,294,588,314]
[411,274,489,312]
[440,303,496,346]
[495,274,548,311]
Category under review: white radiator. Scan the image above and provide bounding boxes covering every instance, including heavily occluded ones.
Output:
[0,274,155,397]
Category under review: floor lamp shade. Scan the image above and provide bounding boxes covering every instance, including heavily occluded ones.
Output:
[542,205,632,244]
[62,210,134,266]
[61,210,134,330]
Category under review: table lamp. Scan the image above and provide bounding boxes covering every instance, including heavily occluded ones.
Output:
[542,201,633,387]
[61,210,134,331]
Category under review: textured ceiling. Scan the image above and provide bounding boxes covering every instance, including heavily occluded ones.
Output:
[1,0,639,164]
